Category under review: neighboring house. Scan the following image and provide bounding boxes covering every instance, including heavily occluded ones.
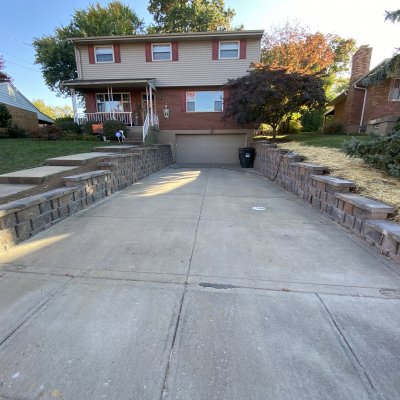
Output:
[0,81,54,129]
[326,46,400,134]
[63,30,264,163]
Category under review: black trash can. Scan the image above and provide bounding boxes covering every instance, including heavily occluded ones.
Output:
[238,147,255,168]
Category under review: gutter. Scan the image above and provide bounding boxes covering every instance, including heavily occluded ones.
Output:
[353,83,367,132]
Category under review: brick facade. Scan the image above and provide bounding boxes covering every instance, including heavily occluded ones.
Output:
[84,87,251,131]
[332,46,400,134]
[2,103,38,130]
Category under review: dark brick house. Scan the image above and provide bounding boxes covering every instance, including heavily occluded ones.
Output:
[326,46,400,134]
[63,30,263,163]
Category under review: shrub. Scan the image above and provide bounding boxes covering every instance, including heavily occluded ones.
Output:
[103,120,128,139]
[301,109,324,132]
[83,121,94,135]
[56,121,81,134]
[29,125,62,140]
[0,104,12,128]
[7,124,27,138]
[0,132,9,139]
[61,133,82,141]
[55,116,74,124]
[323,121,346,135]
[342,131,400,177]
[81,134,99,141]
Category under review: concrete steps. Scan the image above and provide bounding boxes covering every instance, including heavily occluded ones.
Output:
[46,152,114,166]
[0,166,78,185]
[92,145,140,153]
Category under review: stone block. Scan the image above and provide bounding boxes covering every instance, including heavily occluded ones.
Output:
[15,220,32,240]
[0,226,17,246]
[68,200,82,215]
[31,212,53,231]
[311,197,321,209]
[16,205,40,223]
[58,193,75,207]
[0,213,17,230]
[344,214,356,229]
[330,207,345,223]
[39,201,52,214]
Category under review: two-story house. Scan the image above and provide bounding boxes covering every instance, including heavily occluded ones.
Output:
[63,30,263,163]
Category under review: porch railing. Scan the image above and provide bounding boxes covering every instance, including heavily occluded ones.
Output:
[76,112,133,126]
[143,113,150,143]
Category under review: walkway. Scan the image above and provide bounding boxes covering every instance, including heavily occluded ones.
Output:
[0,166,399,400]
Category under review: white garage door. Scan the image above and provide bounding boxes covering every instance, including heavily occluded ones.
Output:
[176,134,246,164]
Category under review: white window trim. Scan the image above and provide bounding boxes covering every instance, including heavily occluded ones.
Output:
[95,92,131,112]
[94,45,114,64]
[186,91,224,113]
[388,78,400,102]
[151,43,172,62]
[219,40,239,60]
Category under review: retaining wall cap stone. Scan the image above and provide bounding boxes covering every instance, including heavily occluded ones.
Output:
[0,187,78,216]
[365,220,400,240]
[63,170,111,182]
[290,162,329,170]
[336,193,395,213]
[311,175,355,187]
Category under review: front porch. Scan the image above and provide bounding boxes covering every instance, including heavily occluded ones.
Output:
[63,78,159,139]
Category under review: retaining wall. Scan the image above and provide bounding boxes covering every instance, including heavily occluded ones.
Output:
[0,145,173,253]
[254,141,400,265]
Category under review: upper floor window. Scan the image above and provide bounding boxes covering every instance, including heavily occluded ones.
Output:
[95,46,114,63]
[186,91,223,112]
[152,43,172,61]
[389,79,400,102]
[219,41,239,59]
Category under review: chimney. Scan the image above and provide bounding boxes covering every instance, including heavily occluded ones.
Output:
[349,45,372,84]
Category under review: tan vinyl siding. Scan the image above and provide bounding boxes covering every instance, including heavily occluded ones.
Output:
[77,40,260,86]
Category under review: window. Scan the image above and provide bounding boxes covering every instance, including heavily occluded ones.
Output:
[186,91,224,112]
[96,93,131,112]
[95,46,114,63]
[152,43,172,61]
[389,79,400,101]
[219,41,239,59]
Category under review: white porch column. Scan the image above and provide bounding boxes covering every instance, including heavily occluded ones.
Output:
[149,84,154,126]
[71,88,78,123]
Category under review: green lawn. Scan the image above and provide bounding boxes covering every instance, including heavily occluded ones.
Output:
[255,132,372,149]
[0,139,110,174]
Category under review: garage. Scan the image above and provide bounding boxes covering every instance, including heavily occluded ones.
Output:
[175,134,247,164]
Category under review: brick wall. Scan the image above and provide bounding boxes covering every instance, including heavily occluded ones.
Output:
[84,87,252,130]
[364,79,400,121]
[0,145,173,253]
[254,142,400,265]
[3,104,38,130]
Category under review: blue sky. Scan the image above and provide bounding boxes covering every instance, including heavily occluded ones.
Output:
[1,0,399,108]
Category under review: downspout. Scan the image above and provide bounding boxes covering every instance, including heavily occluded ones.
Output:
[354,83,368,133]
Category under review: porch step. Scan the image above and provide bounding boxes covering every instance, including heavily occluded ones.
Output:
[0,166,78,185]
[127,126,143,134]
[92,145,140,153]
[46,152,114,166]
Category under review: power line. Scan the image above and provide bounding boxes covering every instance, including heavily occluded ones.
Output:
[0,49,35,66]
[4,60,41,73]
[0,32,33,47]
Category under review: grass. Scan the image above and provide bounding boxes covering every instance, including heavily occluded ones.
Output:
[255,132,371,149]
[0,139,110,174]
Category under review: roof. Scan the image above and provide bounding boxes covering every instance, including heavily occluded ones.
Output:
[68,30,265,45]
[62,78,156,90]
[0,82,54,124]
[354,58,392,88]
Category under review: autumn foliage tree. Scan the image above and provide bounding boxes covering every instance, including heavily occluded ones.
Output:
[224,66,326,140]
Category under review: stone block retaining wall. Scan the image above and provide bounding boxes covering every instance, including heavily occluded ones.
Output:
[254,142,400,265]
[0,145,173,253]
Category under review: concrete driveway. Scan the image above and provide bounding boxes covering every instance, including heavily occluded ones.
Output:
[0,166,400,400]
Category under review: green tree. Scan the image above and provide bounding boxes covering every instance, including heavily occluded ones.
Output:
[385,9,400,23]
[147,0,236,33]
[224,66,326,140]
[0,104,12,128]
[32,99,73,120]
[33,1,144,96]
